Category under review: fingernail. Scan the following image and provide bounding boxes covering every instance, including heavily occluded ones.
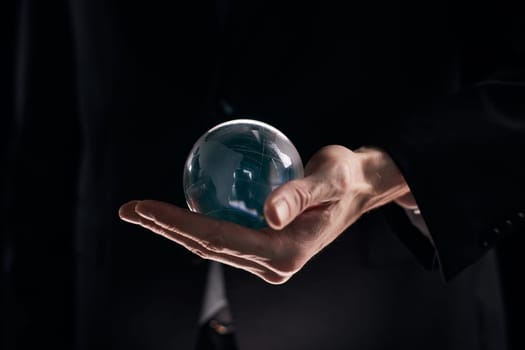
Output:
[274,199,290,225]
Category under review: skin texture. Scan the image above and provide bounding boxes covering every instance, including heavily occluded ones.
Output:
[119,145,413,284]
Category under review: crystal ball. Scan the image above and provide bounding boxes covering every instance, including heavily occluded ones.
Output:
[183,119,304,229]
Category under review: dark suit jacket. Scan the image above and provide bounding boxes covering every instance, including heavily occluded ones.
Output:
[2,0,523,349]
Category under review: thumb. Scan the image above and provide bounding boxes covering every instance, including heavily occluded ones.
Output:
[264,175,340,230]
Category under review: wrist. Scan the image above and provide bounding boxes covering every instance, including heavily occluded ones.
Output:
[354,146,411,212]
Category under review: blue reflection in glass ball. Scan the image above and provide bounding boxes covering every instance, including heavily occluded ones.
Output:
[183,119,304,229]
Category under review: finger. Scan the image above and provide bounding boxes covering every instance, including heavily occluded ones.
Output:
[125,201,296,283]
[120,200,288,283]
[134,200,279,260]
[118,200,142,223]
[133,213,286,284]
[120,200,285,282]
[264,175,342,230]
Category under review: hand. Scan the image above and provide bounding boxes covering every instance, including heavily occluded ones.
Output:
[119,145,411,284]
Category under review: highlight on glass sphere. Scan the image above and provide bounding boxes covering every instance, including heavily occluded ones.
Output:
[183,118,304,229]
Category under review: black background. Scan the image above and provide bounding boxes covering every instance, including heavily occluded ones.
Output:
[1,1,523,349]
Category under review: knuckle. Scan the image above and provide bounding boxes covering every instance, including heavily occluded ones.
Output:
[338,165,353,193]
[293,183,313,211]
[330,162,353,195]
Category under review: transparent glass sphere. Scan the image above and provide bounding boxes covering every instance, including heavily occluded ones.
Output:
[183,119,304,229]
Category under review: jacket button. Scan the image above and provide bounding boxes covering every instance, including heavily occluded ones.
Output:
[517,212,524,219]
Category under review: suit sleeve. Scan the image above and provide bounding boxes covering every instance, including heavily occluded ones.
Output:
[377,73,525,282]
[370,2,525,281]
